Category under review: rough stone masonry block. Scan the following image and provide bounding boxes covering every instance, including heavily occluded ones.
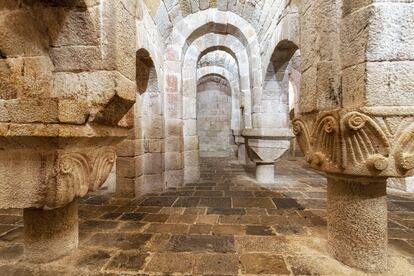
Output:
[116,156,144,178]
[116,139,144,157]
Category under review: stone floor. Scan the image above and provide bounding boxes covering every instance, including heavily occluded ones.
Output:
[1,157,414,275]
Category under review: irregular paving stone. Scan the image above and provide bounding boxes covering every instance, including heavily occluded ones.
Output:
[207,207,246,215]
[105,252,148,272]
[167,235,235,253]
[173,197,201,207]
[272,198,304,209]
[0,215,21,225]
[218,215,261,225]
[212,225,245,235]
[144,253,194,273]
[193,191,223,197]
[145,223,189,234]
[79,220,120,232]
[85,233,152,250]
[245,225,275,236]
[166,214,197,224]
[142,214,169,223]
[76,250,112,270]
[0,244,23,260]
[196,215,219,225]
[198,197,231,208]
[233,197,276,209]
[193,253,239,275]
[140,197,177,207]
[118,221,147,232]
[189,224,212,235]
[240,253,290,274]
[99,212,123,220]
[119,213,147,221]
[136,206,162,213]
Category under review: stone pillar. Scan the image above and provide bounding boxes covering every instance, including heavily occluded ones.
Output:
[327,174,387,272]
[256,163,274,183]
[24,200,79,263]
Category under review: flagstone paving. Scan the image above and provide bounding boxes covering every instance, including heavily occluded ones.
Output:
[0,157,413,275]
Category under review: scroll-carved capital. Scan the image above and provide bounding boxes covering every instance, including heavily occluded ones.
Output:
[46,147,116,208]
[293,109,414,178]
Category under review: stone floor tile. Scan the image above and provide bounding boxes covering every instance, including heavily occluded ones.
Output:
[144,233,172,252]
[212,224,245,235]
[199,197,232,208]
[189,224,212,235]
[193,191,224,197]
[0,215,22,225]
[240,253,290,274]
[85,233,152,250]
[140,197,178,207]
[80,220,120,232]
[142,214,169,223]
[245,225,275,236]
[118,221,147,232]
[173,197,201,207]
[119,213,147,221]
[232,197,276,209]
[207,207,246,216]
[272,198,304,209]
[144,223,189,234]
[218,215,261,225]
[196,214,219,224]
[166,214,197,224]
[193,253,239,275]
[135,206,162,213]
[0,244,23,261]
[74,250,112,271]
[144,253,194,273]
[183,207,206,215]
[167,234,235,253]
[99,212,123,220]
[105,251,149,272]
[235,236,290,253]
[159,207,186,214]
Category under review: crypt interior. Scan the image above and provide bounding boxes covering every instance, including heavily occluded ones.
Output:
[0,0,414,275]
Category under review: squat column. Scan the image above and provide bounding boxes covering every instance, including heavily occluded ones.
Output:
[24,200,79,263]
[256,163,275,183]
[327,174,387,272]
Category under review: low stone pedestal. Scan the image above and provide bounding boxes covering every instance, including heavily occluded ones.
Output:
[327,174,387,272]
[24,200,79,263]
[243,128,294,183]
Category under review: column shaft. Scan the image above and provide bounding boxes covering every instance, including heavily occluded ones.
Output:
[24,200,79,263]
[327,174,387,272]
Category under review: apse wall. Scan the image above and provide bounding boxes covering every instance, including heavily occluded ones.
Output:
[197,78,232,158]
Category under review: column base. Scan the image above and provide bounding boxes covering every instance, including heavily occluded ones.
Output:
[24,200,79,263]
[327,174,387,272]
[256,163,274,183]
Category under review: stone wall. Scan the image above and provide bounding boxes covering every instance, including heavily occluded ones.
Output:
[197,77,232,158]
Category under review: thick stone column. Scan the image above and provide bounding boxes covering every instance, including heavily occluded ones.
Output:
[256,163,274,183]
[24,200,79,263]
[327,174,387,272]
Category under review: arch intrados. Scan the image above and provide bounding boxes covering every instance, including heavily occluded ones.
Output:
[136,48,157,94]
[197,45,238,64]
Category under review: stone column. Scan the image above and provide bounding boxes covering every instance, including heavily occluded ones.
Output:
[256,163,275,183]
[24,200,79,263]
[327,174,387,272]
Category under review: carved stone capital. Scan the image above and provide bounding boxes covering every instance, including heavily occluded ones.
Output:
[0,123,128,209]
[242,128,294,164]
[293,108,414,178]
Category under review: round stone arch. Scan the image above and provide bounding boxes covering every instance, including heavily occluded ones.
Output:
[181,34,252,182]
[165,9,262,113]
[116,48,165,197]
[197,66,242,132]
[163,9,262,186]
[196,73,234,158]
